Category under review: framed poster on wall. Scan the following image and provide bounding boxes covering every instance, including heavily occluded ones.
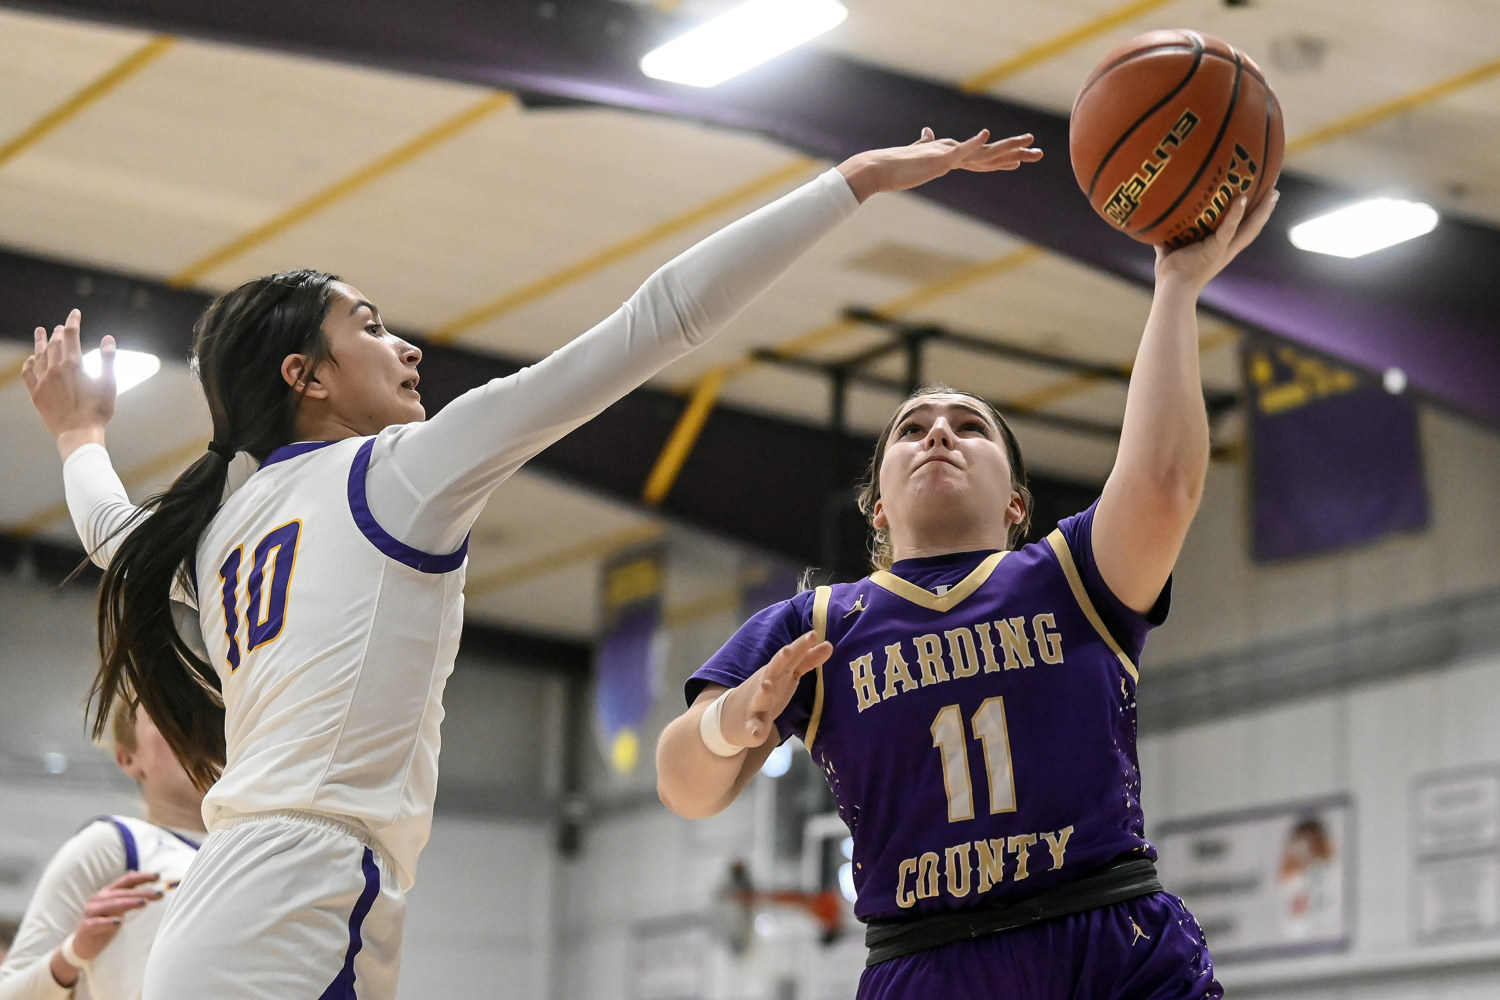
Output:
[1154,796,1352,961]
[1411,767,1500,943]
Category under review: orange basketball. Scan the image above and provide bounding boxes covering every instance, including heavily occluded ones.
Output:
[1069,29,1284,248]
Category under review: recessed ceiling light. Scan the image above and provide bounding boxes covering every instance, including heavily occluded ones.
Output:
[82,348,161,394]
[1288,198,1439,258]
[641,0,848,88]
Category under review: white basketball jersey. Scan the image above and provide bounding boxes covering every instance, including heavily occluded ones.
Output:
[196,436,465,890]
[81,817,201,1000]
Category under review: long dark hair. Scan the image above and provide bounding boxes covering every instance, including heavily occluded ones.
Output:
[91,269,341,790]
[855,384,1032,571]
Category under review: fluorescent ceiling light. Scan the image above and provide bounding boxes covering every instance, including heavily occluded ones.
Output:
[1288,197,1439,258]
[83,348,161,394]
[641,0,848,88]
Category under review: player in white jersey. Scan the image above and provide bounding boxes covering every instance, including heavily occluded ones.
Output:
[22,128,1043,998]
[0,704,205,1000]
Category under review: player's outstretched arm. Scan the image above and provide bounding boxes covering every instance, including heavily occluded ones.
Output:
[1094,191,1279,613]
[368,129,1044,557]
[21,309,141,567]
[657,632,831,819]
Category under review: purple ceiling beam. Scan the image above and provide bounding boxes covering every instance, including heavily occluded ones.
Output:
[7,0,1499,426]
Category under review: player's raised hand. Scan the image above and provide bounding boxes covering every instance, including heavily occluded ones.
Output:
[70,871,164,961]
[837,129,1044,203]
[21,308,117,457]
[1155,189,1280,291]
[717,631,832,749]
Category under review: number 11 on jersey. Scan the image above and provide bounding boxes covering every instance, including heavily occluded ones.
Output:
[931,697,1018,823]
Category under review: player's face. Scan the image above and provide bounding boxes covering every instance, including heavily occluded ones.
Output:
[872,393,1024,549]
[117,707,203,808]
[310,284,425,434]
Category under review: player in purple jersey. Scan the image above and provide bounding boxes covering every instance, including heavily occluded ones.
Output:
[658,192,1280,999]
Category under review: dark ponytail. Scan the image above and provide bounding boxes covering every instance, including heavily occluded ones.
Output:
[91,270,342,791]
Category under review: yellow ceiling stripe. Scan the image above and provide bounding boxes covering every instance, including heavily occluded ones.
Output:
[1286,57,1500,156]
[170,91,516,289]
[465,523,665,598]
[7,436,206,537]
[641,365,725,506]
[0,36,175,170]
[960,0,1179,94]
[426,157,821,344]
[642,244,1046,499]
[742,244,1045,375]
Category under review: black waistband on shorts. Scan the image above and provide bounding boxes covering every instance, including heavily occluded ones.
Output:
[863,857,1163,966]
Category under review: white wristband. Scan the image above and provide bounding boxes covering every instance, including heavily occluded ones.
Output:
[59,932,91,972]
[699,690,747,757]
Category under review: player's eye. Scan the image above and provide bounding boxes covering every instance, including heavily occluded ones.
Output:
[961,420,989,434]
[366,323,384,335]
[898,421,924,437]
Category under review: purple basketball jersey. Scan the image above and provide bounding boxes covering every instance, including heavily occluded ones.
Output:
[691,502,1165,924]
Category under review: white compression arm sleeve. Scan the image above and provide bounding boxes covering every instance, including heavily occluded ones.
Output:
[362,168,860,555]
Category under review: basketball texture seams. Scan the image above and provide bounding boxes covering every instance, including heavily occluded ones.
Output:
[1069,28,1284,247]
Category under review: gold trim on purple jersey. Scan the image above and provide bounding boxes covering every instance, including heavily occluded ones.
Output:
[805,585,832,749]
[1044,529,1140,684]
[869,551,1008,611]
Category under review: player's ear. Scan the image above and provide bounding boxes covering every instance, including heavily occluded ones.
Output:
[1006,490,1026,526]
[871,498,888,531]
[115,745,142,781]
[282,353,326,398]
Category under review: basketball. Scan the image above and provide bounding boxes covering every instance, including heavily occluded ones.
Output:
[1069,29,1284,248]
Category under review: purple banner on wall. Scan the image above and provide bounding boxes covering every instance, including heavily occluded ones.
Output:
[1244,336,1428,562]
[595,548,665,774]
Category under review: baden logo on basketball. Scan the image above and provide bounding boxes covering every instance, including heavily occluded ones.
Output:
[1103,110,1200,228]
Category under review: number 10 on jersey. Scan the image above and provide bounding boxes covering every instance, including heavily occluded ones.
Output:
[218,520,302,672]
[931,697,1017,822]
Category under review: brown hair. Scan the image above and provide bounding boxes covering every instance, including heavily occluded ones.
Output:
[110,698,139,754]
[855,384,1032,571]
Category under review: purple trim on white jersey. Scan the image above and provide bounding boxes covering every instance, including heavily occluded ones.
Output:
[346,438,469,573]
[103,816,139,871]
[261,440,338,468]
[318,847,381,1000]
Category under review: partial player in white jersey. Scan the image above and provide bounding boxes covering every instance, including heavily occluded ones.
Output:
[0,703,205,1000]
[21,129,1043,999]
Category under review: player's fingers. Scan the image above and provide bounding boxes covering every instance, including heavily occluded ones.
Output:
[106,870,161,890]
[32,325,48,368]
[790,640,833,678]
[1230,189,1279,253]
[99,334,118,389]
[21,355,37,391]
[950,129,990,160]
[909,126,936,145]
